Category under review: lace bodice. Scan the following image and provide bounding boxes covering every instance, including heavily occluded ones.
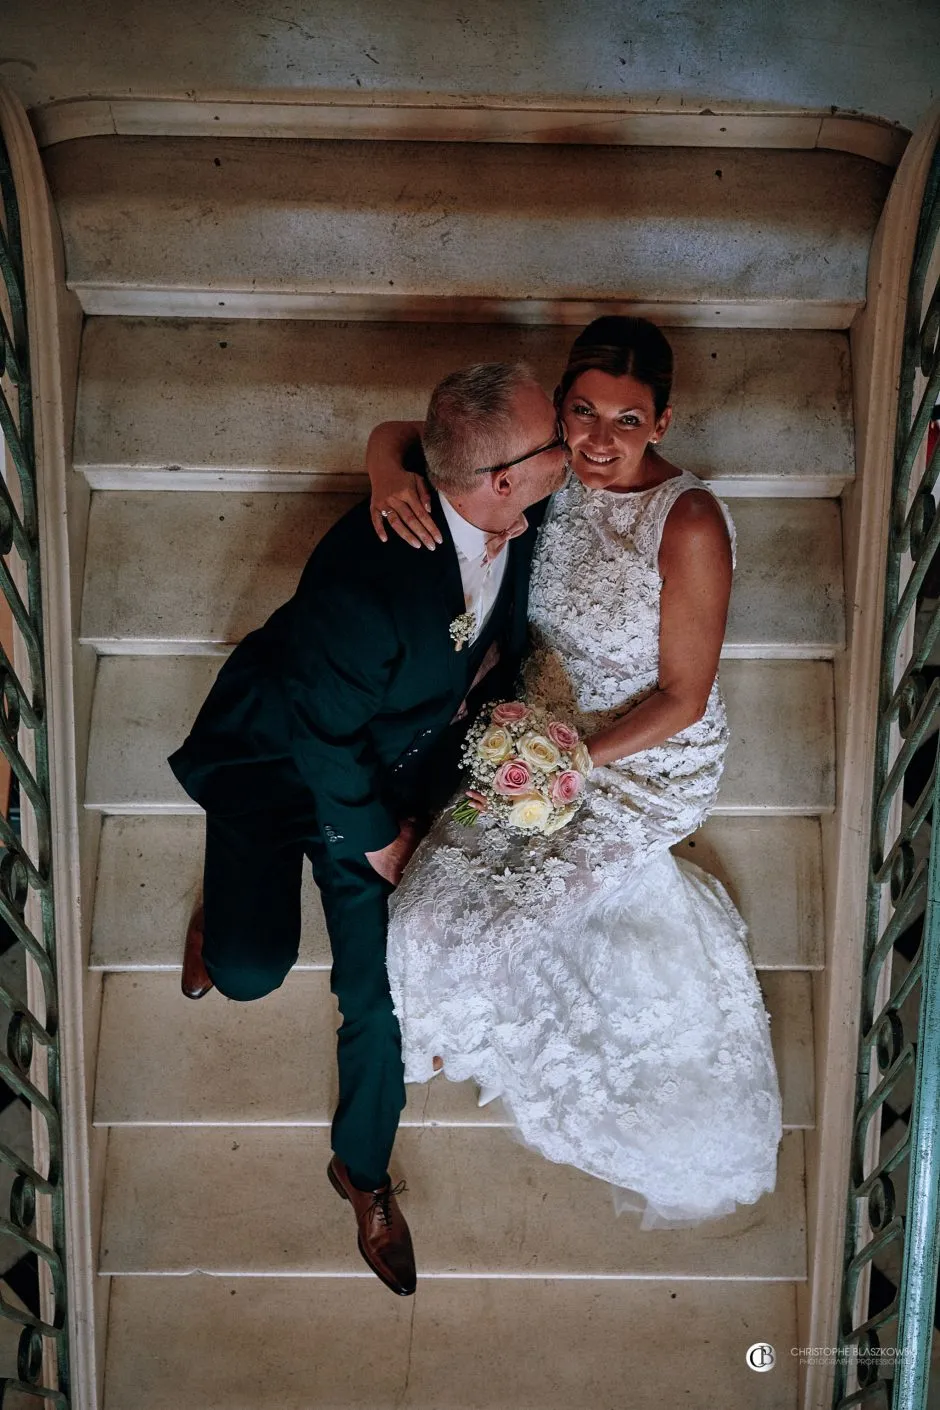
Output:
[525,468,736,723]
[391,469,739,912]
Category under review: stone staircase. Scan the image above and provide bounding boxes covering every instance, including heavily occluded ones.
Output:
[42,128,896,1407]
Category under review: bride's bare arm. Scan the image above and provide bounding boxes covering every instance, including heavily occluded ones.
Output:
[367,420,443,550]
[584,491,733,769]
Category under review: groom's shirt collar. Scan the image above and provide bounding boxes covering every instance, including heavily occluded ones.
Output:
[438,493,488,565]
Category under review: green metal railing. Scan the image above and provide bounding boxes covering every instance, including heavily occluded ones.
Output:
[0,131,70,1403]
[833,135,940,1409]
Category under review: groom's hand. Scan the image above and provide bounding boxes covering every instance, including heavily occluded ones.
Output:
[365,818,421,887]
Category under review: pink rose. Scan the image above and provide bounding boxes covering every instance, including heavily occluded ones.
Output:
[550,770,584,806]
[547,721,580,750]
[492,701,530,725]
[493,758,533,796]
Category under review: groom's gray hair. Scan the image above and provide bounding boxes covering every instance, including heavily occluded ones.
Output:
[422,361,540,493]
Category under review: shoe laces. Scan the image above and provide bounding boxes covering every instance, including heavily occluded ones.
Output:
[369,1179,407,1227]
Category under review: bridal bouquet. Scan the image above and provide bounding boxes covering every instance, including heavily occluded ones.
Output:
[452,701,592,835]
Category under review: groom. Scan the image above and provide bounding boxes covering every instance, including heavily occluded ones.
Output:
[167,361,567,1296]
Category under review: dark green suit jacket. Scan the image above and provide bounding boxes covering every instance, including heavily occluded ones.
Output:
[168,488,549,860]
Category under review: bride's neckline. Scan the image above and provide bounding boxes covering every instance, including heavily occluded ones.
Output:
[576,468,691,498]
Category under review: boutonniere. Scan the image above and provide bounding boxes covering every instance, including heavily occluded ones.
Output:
[449,610,476,652]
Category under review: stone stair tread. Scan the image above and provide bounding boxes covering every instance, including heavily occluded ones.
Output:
[90,813,824,971]
[103,1274,799,1409]
[83,656,836,813]
[47,137,890,317]
[92,969,814,1129]
[79,491,845,656]
[74,318,854,496]
[98,1125,806,1278]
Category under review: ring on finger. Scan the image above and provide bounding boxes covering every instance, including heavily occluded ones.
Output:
[380,508,391,518]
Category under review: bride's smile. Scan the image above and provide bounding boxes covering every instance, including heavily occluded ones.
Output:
[561,367,674,493]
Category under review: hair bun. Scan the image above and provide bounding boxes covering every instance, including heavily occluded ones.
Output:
[559,316,673,417]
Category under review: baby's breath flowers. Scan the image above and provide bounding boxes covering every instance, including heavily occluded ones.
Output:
[449,611,477,651]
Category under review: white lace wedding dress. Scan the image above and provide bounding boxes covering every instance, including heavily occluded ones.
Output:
[386,469,783,1227]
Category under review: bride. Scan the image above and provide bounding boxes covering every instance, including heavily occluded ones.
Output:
[366,316,783,1227]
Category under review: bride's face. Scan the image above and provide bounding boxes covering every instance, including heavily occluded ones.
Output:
[560,369,672,491]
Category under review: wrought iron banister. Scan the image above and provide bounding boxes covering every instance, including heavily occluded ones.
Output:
[0,121,71,1404]
[833,129,940,1409]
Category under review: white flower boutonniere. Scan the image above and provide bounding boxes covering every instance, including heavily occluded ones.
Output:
[449,610,476,652]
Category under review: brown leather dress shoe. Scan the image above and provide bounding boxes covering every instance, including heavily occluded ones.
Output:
[327,1155,416,1296]
[181,903,214,1000]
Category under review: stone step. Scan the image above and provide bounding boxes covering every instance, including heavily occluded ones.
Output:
[102,1274,799,1409]
[79,491,845,657]
[92,969,814,1130]
[90,813,824,971]
[98,1125,806,1278]
[32,94,913,163]
[73,318,854,497]
[46,137,890,324]
[83,656,836,814]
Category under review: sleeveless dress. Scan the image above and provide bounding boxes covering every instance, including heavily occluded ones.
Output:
[386,470,783,1227]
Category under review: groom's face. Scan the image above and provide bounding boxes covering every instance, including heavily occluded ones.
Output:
[496,383,569,508]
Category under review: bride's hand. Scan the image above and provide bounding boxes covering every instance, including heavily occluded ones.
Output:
[372,473,440,550]
[367,420,443,550]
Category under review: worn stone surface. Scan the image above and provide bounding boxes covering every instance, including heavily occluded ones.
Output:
[99,1124,806,1277]
[90,813,824,971]
[103,1274,799,1410]
[83,655,836,813]
[92,969,813,1129]
[6,0,938,128]
[79,490,845,654]
[74,319,854,494]
[46,138,890,313]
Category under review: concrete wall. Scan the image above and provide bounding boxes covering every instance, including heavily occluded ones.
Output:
[1,0,937,131]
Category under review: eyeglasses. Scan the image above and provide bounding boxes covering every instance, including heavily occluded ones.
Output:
[473,418,568,475]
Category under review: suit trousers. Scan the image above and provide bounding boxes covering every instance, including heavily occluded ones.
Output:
[200,796,405,1188]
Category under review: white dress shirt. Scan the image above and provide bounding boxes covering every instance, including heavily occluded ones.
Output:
[439,494,509,646]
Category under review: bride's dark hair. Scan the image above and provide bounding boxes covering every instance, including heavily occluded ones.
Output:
[555,316,674,417]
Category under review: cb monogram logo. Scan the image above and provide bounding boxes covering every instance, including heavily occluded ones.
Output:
[746,1342,776,1372]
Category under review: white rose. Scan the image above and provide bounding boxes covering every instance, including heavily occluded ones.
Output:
[477,725,513,764]
[517,732,562,772]
[508,793,553,831]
